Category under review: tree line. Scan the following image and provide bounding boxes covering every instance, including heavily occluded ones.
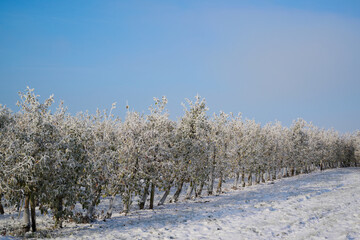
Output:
[0,87,358,233]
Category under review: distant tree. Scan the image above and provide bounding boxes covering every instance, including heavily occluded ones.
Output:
[228,113,245,189]
[0,88,60,232]
[138,97,175,208]
[208,112,231,195]
[119,111,146,214]
[171,95,209,202]
[0,104,13,215]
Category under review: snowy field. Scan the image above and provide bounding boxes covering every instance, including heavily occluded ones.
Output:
[1,168,360,239]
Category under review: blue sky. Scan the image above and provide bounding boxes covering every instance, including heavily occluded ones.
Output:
[0,0,359,132]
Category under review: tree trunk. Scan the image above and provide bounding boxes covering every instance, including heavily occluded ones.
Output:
[55,196,63,228]
[284,167,289,178]
[216,173,223,195]
[18,198,23,219]
[233,171,240,189]
[273,169,277,180]
[87,187,102,220]
[139,181,150,210]
[0,194,4,214]
[158,183,172,206]
[30,194,36,232]
[196,181,204,197]
[207,175,214,195]
[149,182,155,209]
[241,168,245,187]
[170,181,183,203]
[261,171,266,183]
[23,195,30,232]
[87,204,95,220]
[255,170,260,184]
[185,181,194,200]
[247,172,252,186]
[267,169,271,181]
[122,188,132,215]
[208,147,216,195]
[106,195,116,219]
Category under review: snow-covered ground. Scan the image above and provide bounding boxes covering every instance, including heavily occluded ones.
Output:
[1,168,360,239]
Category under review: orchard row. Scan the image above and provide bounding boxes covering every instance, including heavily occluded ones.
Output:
[0,87,358,233]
